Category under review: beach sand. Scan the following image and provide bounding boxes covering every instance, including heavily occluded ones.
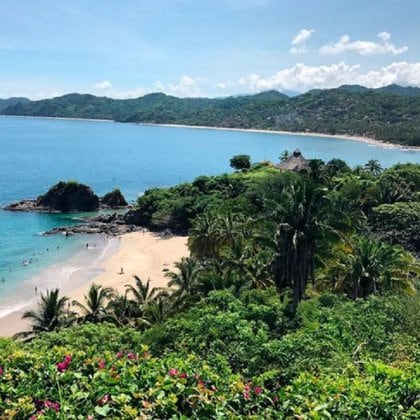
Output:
[0,231,189,337]
[147,123,420,152]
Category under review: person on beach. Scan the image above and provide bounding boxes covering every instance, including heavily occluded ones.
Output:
[120,267,124,275]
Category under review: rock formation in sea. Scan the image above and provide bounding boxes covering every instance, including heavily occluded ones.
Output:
[101,188,128,208]
[3,181,129,213]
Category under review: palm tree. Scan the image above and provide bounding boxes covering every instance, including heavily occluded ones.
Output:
[318,236,418,299]
[106,291,138,326]
[143,296,175,326]
[123,276,170,327]
[72,284,114,323]
[125,275,168,306]
[365,159,383,175]
[220,238,273,291]
[14,289,70,340]
[268,179,352,310]
[279,150,290,162]
[166,257,202,299]
[188,212,221,259]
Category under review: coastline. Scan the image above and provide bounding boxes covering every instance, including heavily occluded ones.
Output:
[1,115,419,152]
[0,231,189,337]
[145,123,420,152]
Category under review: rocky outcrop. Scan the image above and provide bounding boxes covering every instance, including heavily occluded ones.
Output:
[3,181,132,213]
[43,213,145,236]
[3,199,56,212]
[101,189,128,208]
[37,181,99,212]
[123,208,144,225]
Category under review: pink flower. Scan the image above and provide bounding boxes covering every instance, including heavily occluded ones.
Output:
[98,394,111,406]
[178,372,187,379]
[44,400,60,412]
[243,382,252,400]
[56,361,68,372]
[116,351,124,359]
[98,359,106,370]
[254,386,262,395]
[0,366,3,376]
[56,354,72,372]
[168,368,178,377]
[127,352,138,360]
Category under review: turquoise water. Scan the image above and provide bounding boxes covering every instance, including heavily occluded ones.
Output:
[0,116,419,316]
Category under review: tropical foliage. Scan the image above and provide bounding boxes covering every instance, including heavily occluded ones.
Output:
[1,292,418,417]
[3,158,420,417]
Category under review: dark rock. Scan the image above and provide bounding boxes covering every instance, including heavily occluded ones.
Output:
[43,214,145,236]
[37,181,99,212]
[3,199,55,212]
[101,189,128,208]
[123,209,144,225]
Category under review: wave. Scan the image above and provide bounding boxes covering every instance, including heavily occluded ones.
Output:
[0,299,35,318]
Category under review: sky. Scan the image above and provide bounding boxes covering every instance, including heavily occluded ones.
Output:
[0,0,419,99]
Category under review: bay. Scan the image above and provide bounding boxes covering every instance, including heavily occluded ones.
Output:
[0,116,418,316]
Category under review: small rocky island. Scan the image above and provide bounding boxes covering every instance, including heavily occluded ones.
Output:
[4,181,128,212]
[3,181,144,236]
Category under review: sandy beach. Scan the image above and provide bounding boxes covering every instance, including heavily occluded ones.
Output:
[148,123,420,152]
[0,231,189,337]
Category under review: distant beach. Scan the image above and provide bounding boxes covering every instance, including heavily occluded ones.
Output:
[147,123,420,152]
[0,231,189,337]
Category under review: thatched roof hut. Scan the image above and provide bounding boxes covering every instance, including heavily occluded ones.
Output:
[275,149,309,171]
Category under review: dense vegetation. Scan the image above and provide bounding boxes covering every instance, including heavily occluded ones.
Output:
[0,158,419,417]
[2,84,420,146]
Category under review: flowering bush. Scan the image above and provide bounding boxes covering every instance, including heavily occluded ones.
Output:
[0,292,418,417]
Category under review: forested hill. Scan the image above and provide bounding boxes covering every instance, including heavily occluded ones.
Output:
[0,97,31,111]
[2,85,420,146]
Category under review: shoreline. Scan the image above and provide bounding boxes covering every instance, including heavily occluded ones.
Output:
[145,123,420,152]
[0,231,189,337]
[1,115,419,152]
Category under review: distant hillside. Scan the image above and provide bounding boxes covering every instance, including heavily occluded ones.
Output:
[2,85,420,146]
[376,84,420,96]
[0,97,30,111]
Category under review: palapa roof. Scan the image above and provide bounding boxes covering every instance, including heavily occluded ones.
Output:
[275,149,309,171]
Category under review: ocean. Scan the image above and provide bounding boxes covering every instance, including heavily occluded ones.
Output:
[0,116,419,318]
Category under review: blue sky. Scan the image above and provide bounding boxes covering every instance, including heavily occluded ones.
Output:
[0,0,419,99]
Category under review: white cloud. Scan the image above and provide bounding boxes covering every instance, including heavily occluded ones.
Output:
[237,61,420,92]
[320,32,408,55]
[93,80,112,89]
[166,75,202,97]
[356,61,420,88]
[217,81,235,90]
[102,76,203,99]
[292,29,314,46]
[290,29,314,54]
[239,62,360,92]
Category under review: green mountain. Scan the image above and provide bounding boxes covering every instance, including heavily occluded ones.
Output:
[2,85,420,146]
[0,97,30,111]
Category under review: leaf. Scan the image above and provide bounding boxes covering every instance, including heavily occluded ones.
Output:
[94,405,111,417]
